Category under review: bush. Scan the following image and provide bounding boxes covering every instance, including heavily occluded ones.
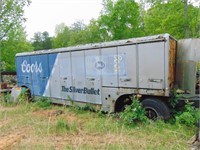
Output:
[56,119,70,132]
[80,104,96,112]
[175,101,200,127]
[18,88,30,103]
[169,89,182,109]
[54,119,78,134]
[0,93,16,106]
[2,93,11,103]
[120,96,149,125]
[34,97,51,109]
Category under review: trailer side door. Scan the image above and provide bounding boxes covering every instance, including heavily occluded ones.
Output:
[138,42,165,89]
[59,52,73,100]
[71,51,87,102]
[118,45,137,87]
[101,47,118,87]
[85,49,102,104]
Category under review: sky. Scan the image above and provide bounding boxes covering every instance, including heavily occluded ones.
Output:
[24,0,200,39]
[24,0,103,39]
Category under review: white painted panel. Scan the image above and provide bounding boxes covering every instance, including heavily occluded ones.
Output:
[85,49,102,104]
[101,47,118,87]
[71,51,87,102]
[138,42,165,89]
[118,45,137,87]
[59,52,73,100]
[49,55,61,98]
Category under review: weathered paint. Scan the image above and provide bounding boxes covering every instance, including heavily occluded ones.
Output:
[16,34,177,112]
[176,39,200,96]
[169,38,177,90]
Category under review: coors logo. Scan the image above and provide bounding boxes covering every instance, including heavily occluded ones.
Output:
[21,60,42,73]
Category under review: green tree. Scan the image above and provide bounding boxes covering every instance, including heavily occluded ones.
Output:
[32,31,52,50]
[0,0,31,72]
[52,21,96,48]
[1,25,33,71]
[52,23,70,48]
[0,0,31,40]
[143,0,200,39]
[84,19,103,43]
[68,20,88,46]
[98,0,144,41]
[32,32,43,50]
[42,31,52,49]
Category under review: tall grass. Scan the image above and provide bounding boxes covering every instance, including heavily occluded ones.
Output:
[0,94,196,149]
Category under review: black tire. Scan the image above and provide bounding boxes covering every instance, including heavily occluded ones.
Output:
[115,95,132,112]
[141,98,170,121]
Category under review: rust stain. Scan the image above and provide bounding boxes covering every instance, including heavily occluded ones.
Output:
[169,38,177,90]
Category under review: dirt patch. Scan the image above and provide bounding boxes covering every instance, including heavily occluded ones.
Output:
[0,131,25,150]
[32,109,79,122]
[32,109,64,117]
[13,132,143,149]
[49,132,142,149]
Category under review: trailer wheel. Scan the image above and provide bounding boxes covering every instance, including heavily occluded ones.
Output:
[141,98,170,120]
[21,87,32,101]
[115,95,132,112]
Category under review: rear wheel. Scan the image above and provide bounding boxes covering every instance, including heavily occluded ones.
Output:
[141,98,170,120]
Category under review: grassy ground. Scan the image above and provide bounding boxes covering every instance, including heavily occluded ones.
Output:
[0,95,196,150]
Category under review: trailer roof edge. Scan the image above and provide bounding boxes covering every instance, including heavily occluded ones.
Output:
[16,33,175,57]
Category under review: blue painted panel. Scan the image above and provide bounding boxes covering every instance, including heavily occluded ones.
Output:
[30,54,49,96]
[16,56,33,93]
[16,56,24,83]
[16,53,57,96]
[47,53,58,97]
[49,53,57,75]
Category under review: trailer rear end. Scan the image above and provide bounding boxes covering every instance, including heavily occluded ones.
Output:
[176,39,200,106]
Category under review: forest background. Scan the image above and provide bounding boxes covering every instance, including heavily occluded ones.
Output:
[0,0,200,71]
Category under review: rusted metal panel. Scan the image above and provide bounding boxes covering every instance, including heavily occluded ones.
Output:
[0,83,7,89]
[0,83,11,94]
[176,39,200,95]
[169,38,177,90]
